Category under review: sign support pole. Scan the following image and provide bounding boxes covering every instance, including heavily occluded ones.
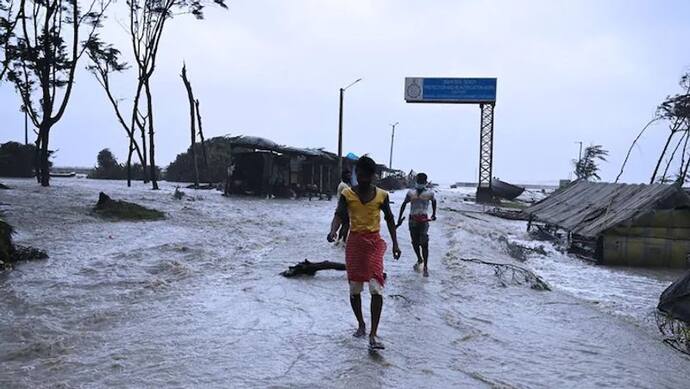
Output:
[476,103,495,203]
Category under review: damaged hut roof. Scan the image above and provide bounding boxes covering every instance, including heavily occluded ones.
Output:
[226,135,336,160]
[524,180,690,238]
[228,135,282,151]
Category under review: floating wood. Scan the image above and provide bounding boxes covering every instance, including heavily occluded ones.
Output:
[281,260,346,277]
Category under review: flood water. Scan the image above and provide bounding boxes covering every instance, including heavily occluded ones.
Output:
[1,178,688,388]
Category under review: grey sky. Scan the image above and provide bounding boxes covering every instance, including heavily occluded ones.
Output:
[2,0,689,184]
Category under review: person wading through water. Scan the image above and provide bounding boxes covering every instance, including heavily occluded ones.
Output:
[328,156,401,350]
[397,172,437,277]
[335,170,352,243]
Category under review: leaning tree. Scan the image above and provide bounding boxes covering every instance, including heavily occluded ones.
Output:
[87,0,227,189]
[617,71,690,184]
[573,145,608,181]
[1,0,110,186]
[651,72,690,184]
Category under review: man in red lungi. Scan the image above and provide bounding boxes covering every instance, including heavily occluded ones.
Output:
[328,156,401,350]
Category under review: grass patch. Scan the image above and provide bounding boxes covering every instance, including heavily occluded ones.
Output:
[94,192,165,221]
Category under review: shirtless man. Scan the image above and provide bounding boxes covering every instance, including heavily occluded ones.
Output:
[397,173,436,277]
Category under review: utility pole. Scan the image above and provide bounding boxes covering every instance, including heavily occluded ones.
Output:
[389,122,398,170]
[338,88,344,175]
[337,78,362,175]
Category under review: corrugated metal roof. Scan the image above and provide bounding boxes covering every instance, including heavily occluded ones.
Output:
[525,181,690,238]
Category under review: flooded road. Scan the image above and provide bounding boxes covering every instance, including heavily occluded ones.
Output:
[0,178,688,388]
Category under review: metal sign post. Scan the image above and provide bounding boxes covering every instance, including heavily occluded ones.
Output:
[405,77,497,203]
[477,103,495,202]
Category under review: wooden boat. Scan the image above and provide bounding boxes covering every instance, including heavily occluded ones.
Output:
[491,178,525,200]
[49,172,76,178]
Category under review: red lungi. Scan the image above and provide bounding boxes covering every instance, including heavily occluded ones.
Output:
[345,231,387,287]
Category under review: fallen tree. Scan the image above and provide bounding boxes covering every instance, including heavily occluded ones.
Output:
[281,256,548,292]
[456,257,551,291]
[94,192,165,221]
[281,259,346,277]
[1,217,48,271]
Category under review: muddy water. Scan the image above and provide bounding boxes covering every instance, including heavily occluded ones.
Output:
[0,179,687,388]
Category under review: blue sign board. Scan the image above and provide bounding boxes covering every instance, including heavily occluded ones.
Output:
[405,77,497,104]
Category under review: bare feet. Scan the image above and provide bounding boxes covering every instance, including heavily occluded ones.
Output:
[423,268,429,277]
[369,336,385,350]
[353,325,366,338]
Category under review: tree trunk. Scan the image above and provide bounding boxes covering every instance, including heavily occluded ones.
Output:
[651,118,683,184]
[651,131,675,184]
[145,80,159,190]
[34,136,41,184]
[39,127,50,187]
[126,141,133,187]
[140,118,149,183]
[195,99,209,182]
[181,65,199,188]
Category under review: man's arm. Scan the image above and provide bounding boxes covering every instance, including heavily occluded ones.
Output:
[382,195,401,259]
[397,193,410,226]
[328,195,347,241]
[431,194,437,221]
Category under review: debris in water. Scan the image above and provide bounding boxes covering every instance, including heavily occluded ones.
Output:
[456,256,551,291]
[281,259,346,277]
[94,192,165,221]
[498,236,547,261]
[656,271,690,355]
[173,187,185,200]
[1,216,48,271]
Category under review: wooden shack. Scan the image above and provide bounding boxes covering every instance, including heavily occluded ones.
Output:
[525,181,690,268]
[225,136,337,198]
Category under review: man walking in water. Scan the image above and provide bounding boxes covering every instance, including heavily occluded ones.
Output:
[328,156,401,350]
[397,173,436,277]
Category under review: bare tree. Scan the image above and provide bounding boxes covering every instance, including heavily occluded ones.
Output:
[195,98,208,174]
[181,63,199,188]
[86,37,146,186]
[650,72,690,184]
[87,0,227,190]
[2,0,110,186]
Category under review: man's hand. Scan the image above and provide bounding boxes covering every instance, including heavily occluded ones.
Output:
[392,243,401,260]
[327,231,337,242]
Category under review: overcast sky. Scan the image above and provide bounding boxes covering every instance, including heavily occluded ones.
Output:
[2,0,689,184]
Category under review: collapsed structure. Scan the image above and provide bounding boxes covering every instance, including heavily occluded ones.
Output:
[525,180,690,268]
[167,135,409,197]
[224,136,339,198]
